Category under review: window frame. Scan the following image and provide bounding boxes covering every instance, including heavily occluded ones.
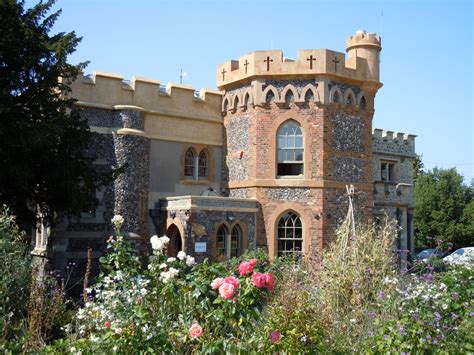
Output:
[277,211,303,257]
[380,160,396,182]
[277,120,304,178]
[215,223,243,260]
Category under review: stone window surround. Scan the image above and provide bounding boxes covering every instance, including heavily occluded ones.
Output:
[277,211,303,256]
[379,159,398,183]
[267,202,312,259]
[210,219,249,261]
[268,112,312,180]
[215,223,243,260]
[180,144,214,184]
[277,120,304,177]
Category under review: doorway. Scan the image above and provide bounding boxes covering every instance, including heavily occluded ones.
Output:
[165,224,182,257]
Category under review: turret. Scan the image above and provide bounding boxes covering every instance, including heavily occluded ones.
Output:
[346,30,382,82]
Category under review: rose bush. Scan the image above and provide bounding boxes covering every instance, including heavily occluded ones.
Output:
[46,216,276,353]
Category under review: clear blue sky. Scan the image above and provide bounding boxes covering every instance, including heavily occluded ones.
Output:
[27,0,473,183]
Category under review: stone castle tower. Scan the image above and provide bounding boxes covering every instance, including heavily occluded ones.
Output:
[218,30,383,255]
[36,30,415,282]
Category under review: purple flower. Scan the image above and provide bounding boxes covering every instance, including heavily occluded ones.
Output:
[352,283,360,289]
[426,334,432,341]
[469,312,474,318]
[384,334,390,340]
[379,291,385,299]
[416,329,423,335]
[350,235,357,241]
[434,312,442,321]
[451,292,459,299]
[411,313,418,321]
[367,311,376,319]
[451,313,459,320]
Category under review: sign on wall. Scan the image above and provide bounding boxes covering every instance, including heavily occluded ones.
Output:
[194,242,207,253]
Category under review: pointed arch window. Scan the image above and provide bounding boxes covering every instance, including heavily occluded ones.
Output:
[198,150,208,179]
[216,224,229,260]
[216,223,243,260]
[277,120,304,176]
[277,211,303,256]
[230,224,242,258]
[184,147,210,180]
[184,148,196,177]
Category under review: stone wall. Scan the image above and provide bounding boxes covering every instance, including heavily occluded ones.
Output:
[51,107,150,291]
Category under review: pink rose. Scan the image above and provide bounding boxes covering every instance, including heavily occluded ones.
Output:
[270,330,281,343]
[249,258,257,267]
[211,277,224,290]
[114,327,123,335]
[251,272,266,288]
[223,276,239,288]
[264,273,275,291]
[238,261,254,276]
[219,283,235,299]
[104,321,111,328]
[189,323,203,339]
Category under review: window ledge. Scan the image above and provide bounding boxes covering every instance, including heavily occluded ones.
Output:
[277,175,305,179]
[179,179,211,185]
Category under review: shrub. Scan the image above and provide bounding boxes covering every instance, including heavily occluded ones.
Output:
[48,216,277,353]
[0,206,31,351]
[367,264,474,353]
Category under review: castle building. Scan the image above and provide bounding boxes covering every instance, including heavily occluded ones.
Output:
[35,30,416,275]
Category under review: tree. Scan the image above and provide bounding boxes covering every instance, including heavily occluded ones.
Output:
[412,154,424,185]
[0,0,115,227]
[414,167,473,248]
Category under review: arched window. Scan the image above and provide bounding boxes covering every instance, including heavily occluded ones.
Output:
[359,96,366,109]
[216,223,243,260]
[230,224,242,258]
[184,148,196,177]
[184,147,210,180]
[198,150,208,179]
[216,224,229,260]
[332,90,341,103]
[277,211,303,256]
[277,121,304,176]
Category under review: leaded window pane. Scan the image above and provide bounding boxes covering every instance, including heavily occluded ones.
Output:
[198,150,208,178]
[184,148,195,177]
[277,211,303,257]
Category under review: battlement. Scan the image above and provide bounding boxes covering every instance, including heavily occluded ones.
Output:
[346,30,382,51]
[217,30,382,89]
[373,128,416,156]
[65,71,222,120]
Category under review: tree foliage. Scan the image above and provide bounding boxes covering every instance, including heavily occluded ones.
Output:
[0,0,115,227]
[414,167,473,248]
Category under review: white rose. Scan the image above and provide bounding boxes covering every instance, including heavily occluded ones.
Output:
[186,255,196,266]
[167,257,176,263]
[150,235,163,251]
[168,267,179,277]
[111,215,124,225]
[160,235,170,244]
[177,251,186,260]
[159,263,167,269]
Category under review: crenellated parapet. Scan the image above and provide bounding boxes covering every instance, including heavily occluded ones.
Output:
[217,30,382,91]
[373,128,416,157]
[65,71,223,121]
